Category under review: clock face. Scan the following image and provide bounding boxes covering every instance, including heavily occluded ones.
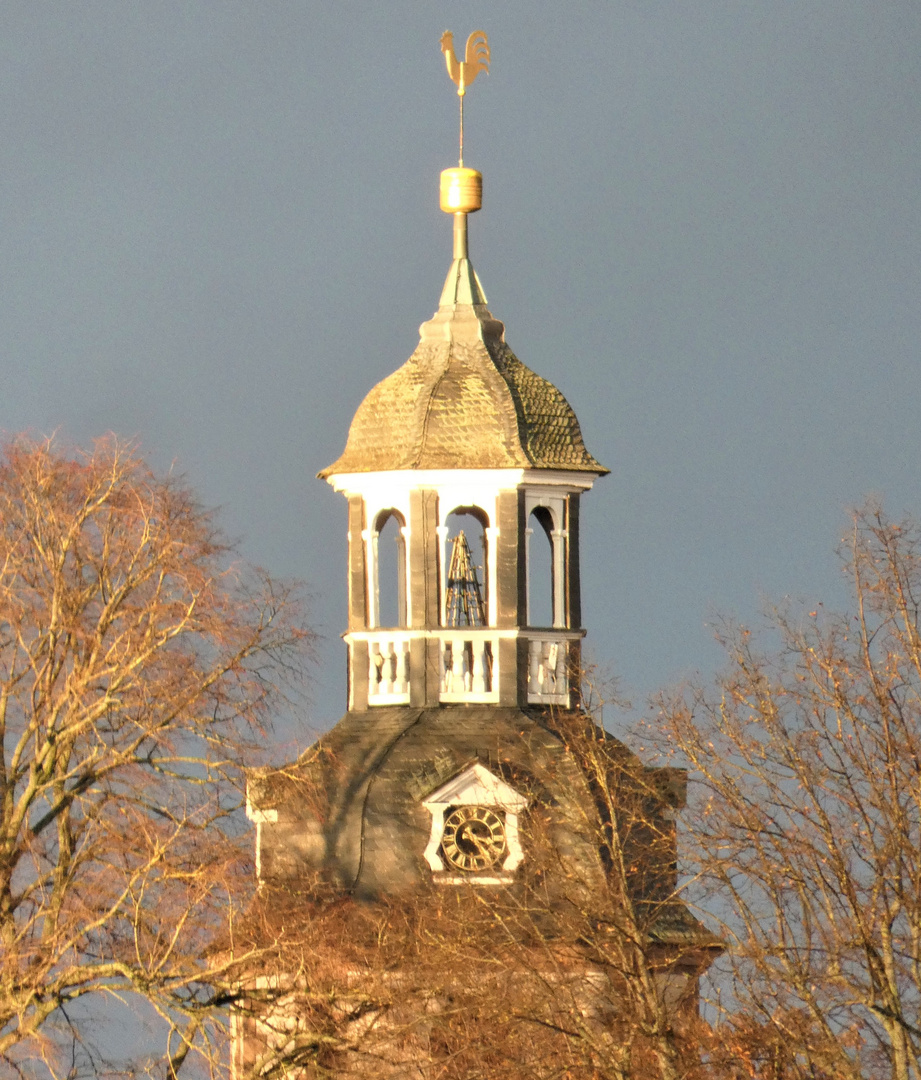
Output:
[441,806,507,872]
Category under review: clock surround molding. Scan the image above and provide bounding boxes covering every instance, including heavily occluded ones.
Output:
[421,762,528,885]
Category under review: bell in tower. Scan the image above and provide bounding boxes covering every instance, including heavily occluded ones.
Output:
[236,31,720,1079]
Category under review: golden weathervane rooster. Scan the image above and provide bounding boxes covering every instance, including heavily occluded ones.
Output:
[440,30,490,97]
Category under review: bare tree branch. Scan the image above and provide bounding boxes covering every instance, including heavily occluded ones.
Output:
[0,435,312,1078]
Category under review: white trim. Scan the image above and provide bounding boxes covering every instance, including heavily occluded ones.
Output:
[527,638,572,705]
[436,524,449,626]
[551,528,566,629]
[524,524,533,626]
[246,804,278,825]
[365,510,409,630]
[366,635,411,703]
[351,631,579,706]
[332,471,593,638]
[484,525,499,625]
[399,524,411,625]
[345,628,584,643]
[327,468,599,496]
[369,528,380,628]
[245,798,278,884]
[525,493,568,629]
[422,762,527,809]
[360,527,375,628]
[433,872,515,886]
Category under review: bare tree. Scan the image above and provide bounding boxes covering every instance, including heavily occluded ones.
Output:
[662,504,921,1080]
[0,436,309,1079]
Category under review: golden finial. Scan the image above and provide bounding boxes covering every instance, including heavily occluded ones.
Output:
[438,30,489,220]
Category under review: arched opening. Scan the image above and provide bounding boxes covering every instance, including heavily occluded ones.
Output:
[528,507,554,628]
[443,507,488,627]
[374,509,406,628]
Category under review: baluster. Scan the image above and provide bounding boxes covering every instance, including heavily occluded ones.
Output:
[370,644,383,699]
[472,639,488,693]
[399,644,410,693]
[376,642,387,694]
[380,641,392,693]
[388,642,398,692]
[529,641,540,694]
[547,642,559,691]
[555,641,568,693]
[441,640,451,692]
[449,637,464,693]
[391,644,398,693]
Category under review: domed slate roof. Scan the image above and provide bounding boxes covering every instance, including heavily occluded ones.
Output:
[319,258,607,478]
[247,704,718,950]
[252,706,611,896]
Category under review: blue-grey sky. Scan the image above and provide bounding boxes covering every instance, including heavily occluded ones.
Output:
[3,2,920,751]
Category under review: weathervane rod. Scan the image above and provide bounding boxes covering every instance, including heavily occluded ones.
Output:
[438,31,490,260]
[439,30,490,168]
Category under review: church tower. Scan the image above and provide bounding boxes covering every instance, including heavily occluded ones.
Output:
[236,34,719,1078]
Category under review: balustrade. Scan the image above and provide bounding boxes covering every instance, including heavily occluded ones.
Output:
[440,635,494,699]
[527,638,570,703]
[357,632,575,706]
[368,638,411,702]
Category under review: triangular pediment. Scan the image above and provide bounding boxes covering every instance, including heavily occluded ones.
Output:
[421,762,527,812]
